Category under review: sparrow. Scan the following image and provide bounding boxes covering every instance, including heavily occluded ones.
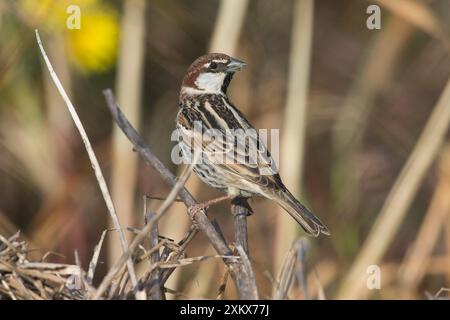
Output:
[175,53,329,237]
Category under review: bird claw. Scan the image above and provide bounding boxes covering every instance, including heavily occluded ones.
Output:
[231,197,253,216]
[188,204,207,227]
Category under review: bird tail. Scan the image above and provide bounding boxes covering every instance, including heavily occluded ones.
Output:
[273,190,329,237]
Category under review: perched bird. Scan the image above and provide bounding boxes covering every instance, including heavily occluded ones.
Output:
[176,53,329,237]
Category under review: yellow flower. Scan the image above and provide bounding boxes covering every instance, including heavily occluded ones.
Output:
[21,0,119,73]
[66,7,119,73]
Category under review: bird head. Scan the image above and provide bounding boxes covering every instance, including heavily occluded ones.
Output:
[181,53,246,95]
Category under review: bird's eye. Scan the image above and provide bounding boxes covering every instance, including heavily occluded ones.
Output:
[209,62,218,70]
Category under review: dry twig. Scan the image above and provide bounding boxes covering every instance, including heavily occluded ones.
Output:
[93,156,196,299]
[144,198,163,300]
[103,89,258,299]
[34,30,139,297]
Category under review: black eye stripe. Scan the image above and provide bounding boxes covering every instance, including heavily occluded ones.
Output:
[209,62,218,69]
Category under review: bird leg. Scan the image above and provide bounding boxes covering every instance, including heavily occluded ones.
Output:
[230,197,253,215]
[144,195,184,202]
[187,195,231,220]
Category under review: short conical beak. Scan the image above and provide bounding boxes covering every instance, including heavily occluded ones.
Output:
[226,58,247,72]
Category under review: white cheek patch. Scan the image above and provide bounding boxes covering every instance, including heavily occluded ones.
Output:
[195,72,226,93]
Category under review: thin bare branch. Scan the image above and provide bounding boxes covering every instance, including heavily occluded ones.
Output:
[231,197,252,255]
[93,156,196,299]
[102,89,258,299]
[34,30,139,297]
[144,198,163,300]
[235,245,258,300]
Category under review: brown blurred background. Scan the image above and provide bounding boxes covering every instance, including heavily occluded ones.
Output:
[1,0,450,299]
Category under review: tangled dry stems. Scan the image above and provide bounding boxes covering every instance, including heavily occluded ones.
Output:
[0,230,244,300]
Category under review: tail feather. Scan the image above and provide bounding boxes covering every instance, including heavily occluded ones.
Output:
[274,191,329,237]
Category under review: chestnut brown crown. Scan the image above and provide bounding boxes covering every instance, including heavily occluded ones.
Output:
[181,53,246,92]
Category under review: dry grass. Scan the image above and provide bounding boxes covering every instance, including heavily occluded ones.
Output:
[0,232,87,300]
[2,0,450,300]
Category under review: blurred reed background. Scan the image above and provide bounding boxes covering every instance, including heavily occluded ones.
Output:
[1,0,450,299]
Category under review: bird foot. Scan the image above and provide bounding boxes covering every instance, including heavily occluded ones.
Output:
[187,203,207,228]
[187,195,231,224]
[231,197,253,216]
